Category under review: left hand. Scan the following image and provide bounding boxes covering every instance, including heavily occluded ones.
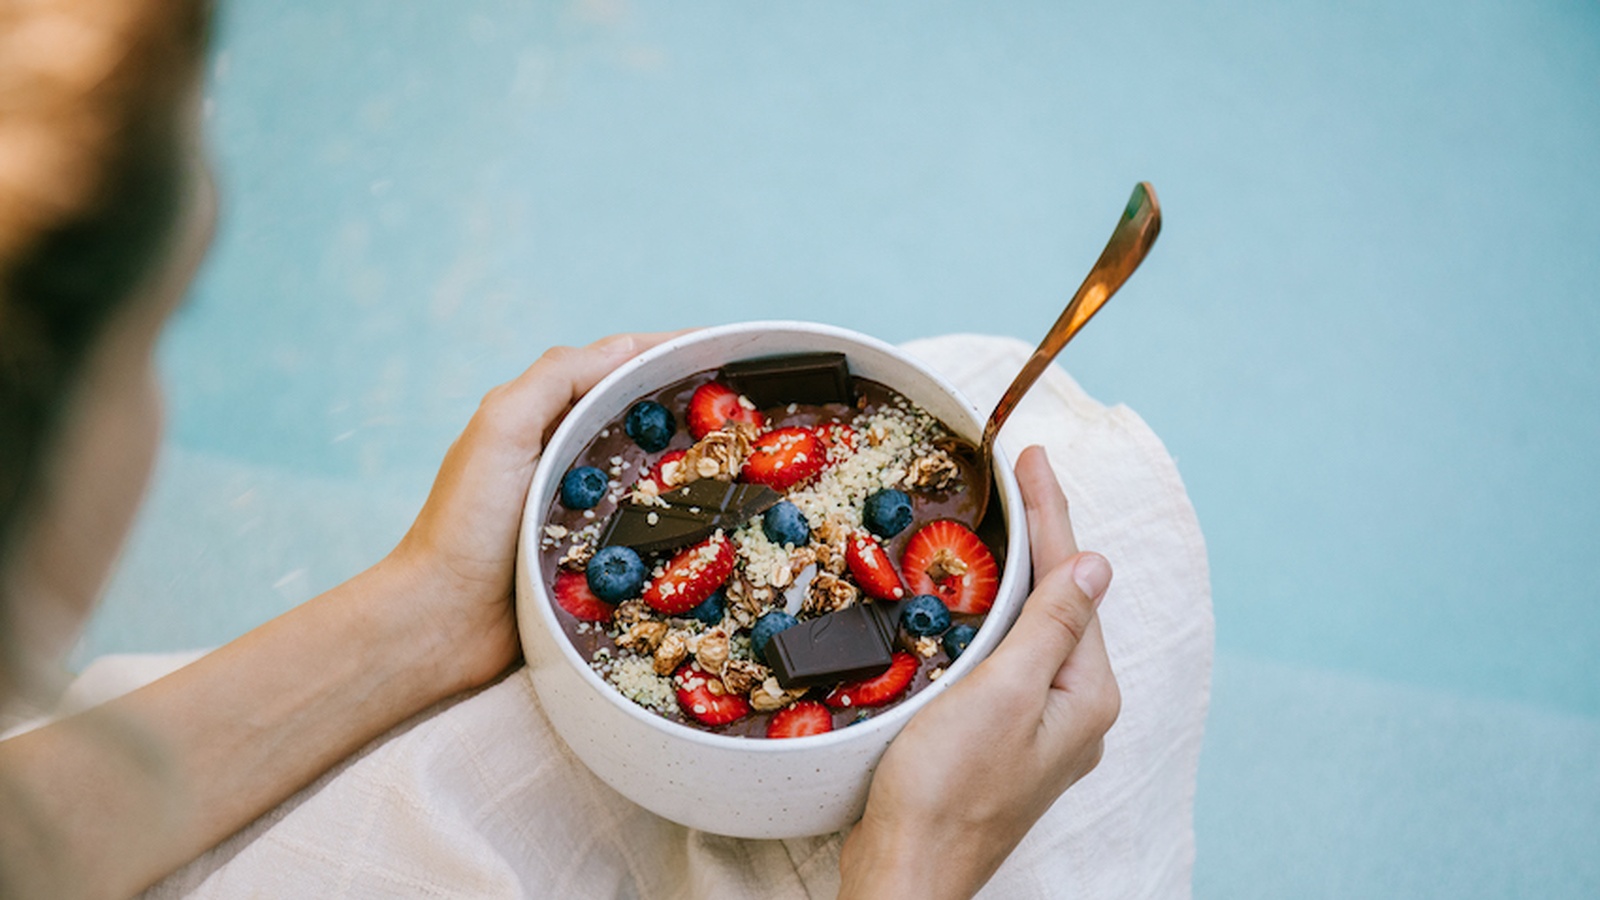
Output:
[386,330,687,690]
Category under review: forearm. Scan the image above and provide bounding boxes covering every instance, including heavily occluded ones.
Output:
[0,557,474,900]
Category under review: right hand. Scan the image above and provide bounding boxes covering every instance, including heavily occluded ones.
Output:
[838,445,1121,900]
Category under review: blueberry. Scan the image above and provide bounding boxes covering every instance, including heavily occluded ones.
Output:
[586,546,646,602]
[862,488,913,539]
[750,611,799,663]
[559,465,609,510]
[689,586,727,626]
[625,401,676,452]
[761,501,811,548]
[942,623,978,661]
[901,594,951,637]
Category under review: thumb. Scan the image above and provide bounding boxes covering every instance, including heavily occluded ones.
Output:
[988,552,1111,683]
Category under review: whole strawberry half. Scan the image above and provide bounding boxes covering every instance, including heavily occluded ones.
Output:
[845,531,906,601]
[642,533,736,615]
[674,663,751,726]
[687,381,766,440]
[552,569,616,623]
[766,700,835,738]
[741,427,825,490]
[900,520,999,614]
[824,651,918,709]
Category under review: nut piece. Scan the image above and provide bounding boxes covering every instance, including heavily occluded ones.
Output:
[617,620,668,655]
[802,571,860,617]
[748,676,809,712]
[913,635,940,658]
[612,599,654,631]
[811,518,851,576]
[925,547,969,583]
[695,627,731,674]
[720,658,769,695]
[906,450,961,492]
[723,576,767,629]
[558,540,595,570]
[653,628,691,675]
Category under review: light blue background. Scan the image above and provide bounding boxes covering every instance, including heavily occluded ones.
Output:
[80,1,1599,896]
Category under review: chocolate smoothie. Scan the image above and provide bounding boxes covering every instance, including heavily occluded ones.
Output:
[535,354,1005,738]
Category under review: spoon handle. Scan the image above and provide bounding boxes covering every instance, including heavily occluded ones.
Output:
[980,182,1162,460]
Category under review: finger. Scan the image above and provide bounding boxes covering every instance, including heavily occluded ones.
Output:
[490,329,692,451]
[1041,611,1120,745]
[1052,604,1113,694]
[986,552,1112,687]
[1016,446,1080,577]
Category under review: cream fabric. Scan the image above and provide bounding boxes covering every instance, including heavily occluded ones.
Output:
[66,334,1211,899]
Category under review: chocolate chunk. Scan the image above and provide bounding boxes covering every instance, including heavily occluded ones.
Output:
[600,480,781,555]
[720,352,854,408]
[765,602,898,689]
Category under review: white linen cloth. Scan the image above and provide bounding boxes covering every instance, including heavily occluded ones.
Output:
[63,335,1213,899]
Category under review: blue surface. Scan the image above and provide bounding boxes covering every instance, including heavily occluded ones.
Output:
[78,1,1600,895]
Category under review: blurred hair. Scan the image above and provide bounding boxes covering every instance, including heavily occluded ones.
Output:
[0,0,212,694]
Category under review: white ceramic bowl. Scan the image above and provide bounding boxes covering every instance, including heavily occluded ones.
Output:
[514,321,1029,839]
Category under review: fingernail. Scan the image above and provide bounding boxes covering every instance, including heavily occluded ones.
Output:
[1072,553,1112,604]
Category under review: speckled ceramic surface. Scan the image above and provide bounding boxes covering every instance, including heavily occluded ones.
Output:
[514,322,1028,838]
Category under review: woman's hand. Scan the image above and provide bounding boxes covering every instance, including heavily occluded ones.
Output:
[385,330,686,692]
[838,445,1121,900]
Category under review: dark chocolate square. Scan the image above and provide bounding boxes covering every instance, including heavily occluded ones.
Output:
[766,602,897,689]
[720,352,854,408]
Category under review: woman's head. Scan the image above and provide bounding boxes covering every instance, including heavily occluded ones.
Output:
[0,0,213,703]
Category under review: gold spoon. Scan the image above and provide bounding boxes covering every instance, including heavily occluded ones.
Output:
[963,181,1163,517]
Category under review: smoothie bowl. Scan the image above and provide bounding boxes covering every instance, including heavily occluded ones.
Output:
[514,322,1030,838]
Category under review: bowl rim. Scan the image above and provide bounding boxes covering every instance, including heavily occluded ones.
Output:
[517,320,1029,752]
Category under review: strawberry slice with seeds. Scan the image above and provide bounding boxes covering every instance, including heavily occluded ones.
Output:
[674,663,751,726]
[825,651,918,709]
[846,531,906,600]
[552,569,616,623]
[900,520,1000,614]
[636,448,688,494]
[687,381,766,440]
[643,532,736,615]
[814,422,858,465]
[766,700,835,738]
[741,427,825,490]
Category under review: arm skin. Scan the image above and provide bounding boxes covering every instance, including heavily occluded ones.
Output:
[0,331,682,900]
[838,446,1122,900]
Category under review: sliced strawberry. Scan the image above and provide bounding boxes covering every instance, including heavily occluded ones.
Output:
[636,448,688,494]
[674,663,751,726]
[552,569,615,623]
[687,381,766,440]
[825,652,918,709]
[642,532,736,615]
[814,422,858,464]
[846,531,906,601]
[741,427,825,490]
[900,520,1000,614]
[766,700,835,738]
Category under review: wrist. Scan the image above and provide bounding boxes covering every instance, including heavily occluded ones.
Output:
[839,815,979,900]
[366,549,517,697]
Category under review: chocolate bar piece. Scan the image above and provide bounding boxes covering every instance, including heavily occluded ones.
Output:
[720,352,854,408]
[765,602,898,689]
[600,480,781,555]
